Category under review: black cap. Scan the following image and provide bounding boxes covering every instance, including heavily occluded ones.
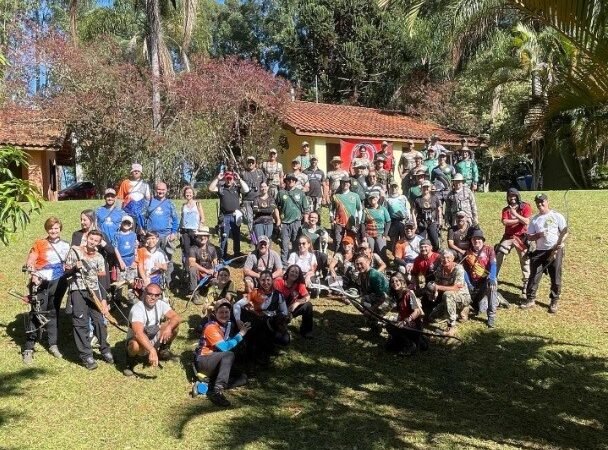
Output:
[339,175,351,183]
[404,221,415,229]
[507,187,520,196]
[284,173,298,182]
[469,228,485,241]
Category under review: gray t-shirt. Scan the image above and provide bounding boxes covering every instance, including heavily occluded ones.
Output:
[127,299,172,339]
[244,249,283,274]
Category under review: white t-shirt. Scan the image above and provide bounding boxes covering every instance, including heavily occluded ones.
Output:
[288,251,317,273]
[528,210,567,250]
[127,299,172,339]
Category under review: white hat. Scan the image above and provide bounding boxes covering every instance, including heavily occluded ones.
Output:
[121,215,134,224]
[131,163,143,173]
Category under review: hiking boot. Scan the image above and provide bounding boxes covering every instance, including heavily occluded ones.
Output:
[207,386,231,407]
[548,299,559,314]
[22,350,34,365]
[228,373,248,389]
[487,316,496,328]
[192,292,206,306]
[83,357,98,370]
[102,352,114,364]
[48,345,63,359]
[158,348,177,361]
[458,306,470,322]
[123,354,137,376]
[519,299,536,309]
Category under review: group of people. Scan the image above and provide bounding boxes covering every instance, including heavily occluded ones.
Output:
[18,139,568,407]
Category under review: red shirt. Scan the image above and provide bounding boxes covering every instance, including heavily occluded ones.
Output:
[463,245,496,283]
[273,278,308,305]
[412,252,440,279]
[502,202,532,237]
[376,151,394,172]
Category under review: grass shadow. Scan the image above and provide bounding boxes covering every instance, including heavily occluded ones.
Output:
[0,367,48,429]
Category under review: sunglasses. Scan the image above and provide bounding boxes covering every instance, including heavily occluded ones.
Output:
[145,292,162,298]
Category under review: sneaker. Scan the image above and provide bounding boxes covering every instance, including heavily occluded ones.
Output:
[83,357,98,370]
[520,300,536,309]
[487,316,496,328]
[48,345,63,359]
[207,387,231,407]
[458,306,470,322]
[22,350,34,365]
[548,300,559,314]
[123,354,136,376]
[102,352,114,364]
[192,293,206,306]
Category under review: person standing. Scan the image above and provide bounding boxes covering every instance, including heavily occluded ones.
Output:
[304,155,326,215]
[325,156,349,202]
[22,217,70,364]
[252,181,280,240]
[290,159,310,192]
[455,147,479,191]
[444,174,478,227]
[96,188,123,244]
[385,181,410,253]
[295,141,312,170]
[117,163,151,234]
[423,148,438,176]
[276,174,309,265]
[363,191,390,257]
[64,230,114,370]
[179,185,205,271]
[261,148,284,199]
[431,153,456,191]
[240,156,265,234]
[520,193,567,313]
[209,171,250,259]
[374,140,394,174]
[496,188,532,295]
[145,182,180,284]
[412,181,443,251]
[330,176,363,251]
[398,140,423,194]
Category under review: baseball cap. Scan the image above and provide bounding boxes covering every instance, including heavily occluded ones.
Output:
[421,180,432,187]
[284,173,298,182]
[246,156,256,162]
[339,175,351,183]
[366,191,381,199]
[420,239,432,247]
[404,221,415,229]
[257,235,270,245]
[535,193,548,202]
[269,148,278,154]
[469,228,486,241]
[214,299,232,311]
[223,172,234,180]
[355,161,368,168]
[302,141,309,147]
[104,188,116,196]
[131,163,143,173]
[414,154,423,160]
[331,156,342,163]
[382,140,389,146]
[342,236,355,246]
[121,215,134,224]
[310,155,318,161]
[456,211,467,218]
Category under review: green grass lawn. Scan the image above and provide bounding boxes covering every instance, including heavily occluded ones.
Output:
[1,192,607,449]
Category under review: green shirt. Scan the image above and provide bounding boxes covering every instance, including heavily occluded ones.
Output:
[455,159,479,184]
[276,188,309,224]
[364,206,391,236]
[360,268,389,298]
[332,191,362,228]
[424,158,438,176]
[408,185,423,205]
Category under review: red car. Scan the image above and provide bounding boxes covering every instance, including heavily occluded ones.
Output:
[58,181,97,200]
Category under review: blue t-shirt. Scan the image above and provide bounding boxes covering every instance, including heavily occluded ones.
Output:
[113,231,137,267]
[145,198,179,236]
[96,206,124,242]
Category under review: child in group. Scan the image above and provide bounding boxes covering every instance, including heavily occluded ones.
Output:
[112,216,139,302]
[137,231,168,288]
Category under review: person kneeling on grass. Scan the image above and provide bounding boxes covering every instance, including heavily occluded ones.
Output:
[385,272,426,355]
[274,265,314,339]
[194,299,250,407]
[123,283,181,376]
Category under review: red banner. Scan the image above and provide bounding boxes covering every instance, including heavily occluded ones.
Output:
[340,139,393,172]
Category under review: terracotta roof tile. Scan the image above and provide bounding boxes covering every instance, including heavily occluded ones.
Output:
[0,107,65,150]
[282,101,477,144]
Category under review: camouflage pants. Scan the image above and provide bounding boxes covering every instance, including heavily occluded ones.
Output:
[430,291,471,326]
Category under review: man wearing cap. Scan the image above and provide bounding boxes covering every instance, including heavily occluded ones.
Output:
[241,156,266,239]
[117,163,151,233]
[447,211,471,261]
[350,145,371,176]
[373,157,391,192]
[261,149,284,198]
[209,170,250,259]
[423,147,438,176]
[375,140,394,173]
[393,221,423,274]
[445,173,478,227]
[455,147,479,191]
[304,155,326,215]
[427,249,471,335]
[112,215,138,301]
[413,180,443,251]
[496,188,532,295]
[188,226,219,304]
[96,188,123,244]
[462,229,498,327]
[407,169,427,206]
[428,135,448,155]
[521,193,568,313]
[145,181,180,284]
[405,154,426,194]
[243,236,283,293]
[385,181,410,252]
[290,159,310,192]
[398,141,424,191]
[295,141,312,170]
[124,282,181,376]
[325,156,349,202]
[330,176,363,251]
[431,152,456,191]
[276,174,309,265]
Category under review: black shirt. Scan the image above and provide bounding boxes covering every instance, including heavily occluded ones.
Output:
[241,169,265,202]
[218,182,241,214]
[304,168,325,197]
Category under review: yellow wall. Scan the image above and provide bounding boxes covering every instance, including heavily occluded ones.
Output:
[24,149,57,200]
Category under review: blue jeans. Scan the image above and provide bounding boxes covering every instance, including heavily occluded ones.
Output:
[220,214,241,258]
[253,223,273,241]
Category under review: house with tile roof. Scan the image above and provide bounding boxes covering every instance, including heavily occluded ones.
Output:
[0,107,73,200]
[277,100,482,178]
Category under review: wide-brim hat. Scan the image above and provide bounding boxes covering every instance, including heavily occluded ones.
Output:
[195,226,211,236]
[453,173,465,182]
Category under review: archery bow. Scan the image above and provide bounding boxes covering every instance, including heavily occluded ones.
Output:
[8,287,50,334]
[309,282,462,342]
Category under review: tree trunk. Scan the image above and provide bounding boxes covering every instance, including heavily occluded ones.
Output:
[147,0,162,181]
[69,0,78,45]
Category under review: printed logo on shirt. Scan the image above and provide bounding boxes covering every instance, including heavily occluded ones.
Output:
[155,207,163,214]
[294,194,301,201]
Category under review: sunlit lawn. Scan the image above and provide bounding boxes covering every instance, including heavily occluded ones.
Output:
[0,192,606,449]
